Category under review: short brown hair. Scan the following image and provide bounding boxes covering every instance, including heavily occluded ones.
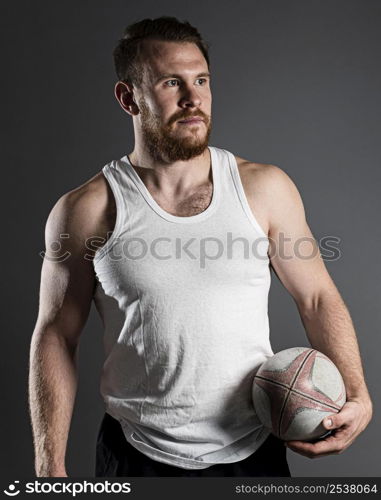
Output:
[113,16,210,87]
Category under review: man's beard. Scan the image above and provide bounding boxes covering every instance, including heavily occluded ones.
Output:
[137,97,212,163]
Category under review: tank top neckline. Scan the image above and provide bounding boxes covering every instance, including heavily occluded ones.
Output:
[120,145,221,224]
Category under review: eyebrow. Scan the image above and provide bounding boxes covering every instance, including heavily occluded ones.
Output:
[155,72,211,84]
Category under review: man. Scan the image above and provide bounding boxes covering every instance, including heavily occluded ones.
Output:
[28,16,372,477]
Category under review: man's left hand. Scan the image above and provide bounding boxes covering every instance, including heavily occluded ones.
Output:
[285,398,372,458]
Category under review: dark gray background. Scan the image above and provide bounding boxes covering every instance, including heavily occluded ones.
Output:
[2,0,380,477]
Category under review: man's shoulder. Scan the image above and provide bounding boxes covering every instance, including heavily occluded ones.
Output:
[46,171,115,248]
[232,154,302,236]
[55,171,110,218]
[233,154,290,192]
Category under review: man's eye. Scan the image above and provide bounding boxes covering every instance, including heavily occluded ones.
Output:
[165,78,208,87]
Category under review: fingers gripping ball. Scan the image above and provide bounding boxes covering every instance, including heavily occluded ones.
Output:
[252,347,346,442]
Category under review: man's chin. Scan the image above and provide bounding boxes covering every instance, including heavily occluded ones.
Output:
[160,139,209,162]
[170,131,209,148]
[176,137,209,151]
[144,124,211,161]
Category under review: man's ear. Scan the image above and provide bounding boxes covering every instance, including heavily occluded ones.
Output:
[114,81,139,115]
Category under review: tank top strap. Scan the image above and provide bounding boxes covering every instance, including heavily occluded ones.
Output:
[93,158,145,263]
[218,147,269,239]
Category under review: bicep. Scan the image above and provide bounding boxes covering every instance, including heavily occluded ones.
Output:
[267,166,337,310]
[34,194,96,348]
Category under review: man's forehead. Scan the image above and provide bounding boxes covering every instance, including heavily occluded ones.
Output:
[141,40,208,80]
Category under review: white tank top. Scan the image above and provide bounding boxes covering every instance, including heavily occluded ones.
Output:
[92,145,274,469]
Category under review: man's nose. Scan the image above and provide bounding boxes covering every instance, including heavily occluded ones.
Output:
[178,84,202,108]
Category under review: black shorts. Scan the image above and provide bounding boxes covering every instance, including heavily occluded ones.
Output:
[95,413,291,477]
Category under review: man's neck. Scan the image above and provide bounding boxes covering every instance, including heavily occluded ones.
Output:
[127,146,212,198]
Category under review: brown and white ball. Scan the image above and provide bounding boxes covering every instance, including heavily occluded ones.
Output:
[252,347,346,441]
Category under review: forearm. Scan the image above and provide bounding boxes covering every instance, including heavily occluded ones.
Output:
[297,291,372,410]
[28,329,79,476]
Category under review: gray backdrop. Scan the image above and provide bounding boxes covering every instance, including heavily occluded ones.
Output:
[2,0,380,477]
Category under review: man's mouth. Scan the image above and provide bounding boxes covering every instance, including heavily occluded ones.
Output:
[177,117,204,124]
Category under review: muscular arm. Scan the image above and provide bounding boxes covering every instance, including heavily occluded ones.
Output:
[262,165,372,456]
[29,186,102,476]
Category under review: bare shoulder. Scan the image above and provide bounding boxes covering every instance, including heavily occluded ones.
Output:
[234,155,292,189]
[45,171,116,257]
[233,154,302,236]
